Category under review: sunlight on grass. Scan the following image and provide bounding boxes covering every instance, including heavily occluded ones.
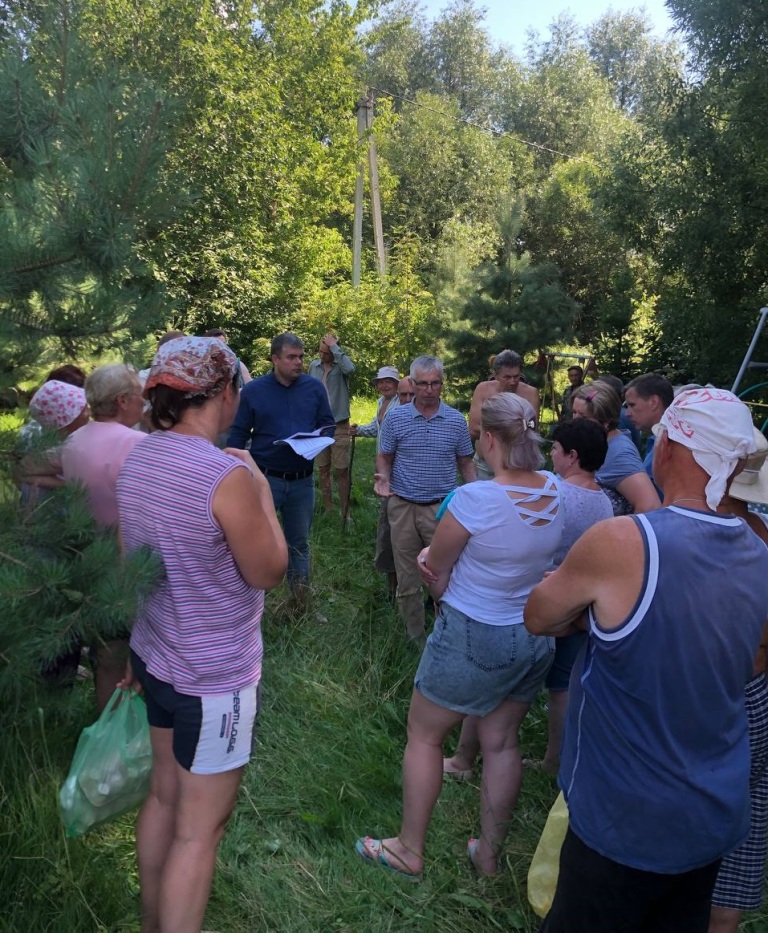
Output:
[4,399,768,931]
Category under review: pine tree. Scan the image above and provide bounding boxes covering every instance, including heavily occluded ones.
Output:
[444,196,579,384]
[0,1,179,721]
[0,0,182,387]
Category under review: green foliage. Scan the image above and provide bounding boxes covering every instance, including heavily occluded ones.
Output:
[0,1,181,387]
[0,476,160,719]
[444,197,578,386]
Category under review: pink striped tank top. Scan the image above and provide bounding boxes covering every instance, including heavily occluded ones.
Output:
[116,431,264,695]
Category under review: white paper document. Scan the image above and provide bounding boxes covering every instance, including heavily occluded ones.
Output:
[273,429,335,460]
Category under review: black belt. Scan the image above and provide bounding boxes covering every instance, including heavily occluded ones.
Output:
[261,467,313,481]
[395,495,444,506]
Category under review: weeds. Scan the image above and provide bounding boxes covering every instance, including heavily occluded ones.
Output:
[3,399,767,931]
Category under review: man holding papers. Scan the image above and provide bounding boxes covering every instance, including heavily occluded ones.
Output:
[228,333,335,598]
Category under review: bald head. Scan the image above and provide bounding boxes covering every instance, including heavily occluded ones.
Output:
[397,377,415,404]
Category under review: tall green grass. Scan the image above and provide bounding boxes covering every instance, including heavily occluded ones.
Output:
[3,398,768,931]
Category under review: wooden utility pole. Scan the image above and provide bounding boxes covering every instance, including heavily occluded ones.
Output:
[352,92,386,287]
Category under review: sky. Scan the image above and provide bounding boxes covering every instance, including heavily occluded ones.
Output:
[418,0,677,52]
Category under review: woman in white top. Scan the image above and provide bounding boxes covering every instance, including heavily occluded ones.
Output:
[355,394,562,879]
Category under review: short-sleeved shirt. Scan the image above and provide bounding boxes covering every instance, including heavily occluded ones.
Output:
[61,420,147,527]
[379,401,474,502]
[442,475,563,625]
[552,480,613,567]
[596,431,646,489]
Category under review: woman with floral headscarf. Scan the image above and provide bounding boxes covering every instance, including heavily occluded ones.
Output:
[15,379,90,505]
[116,336,287,933]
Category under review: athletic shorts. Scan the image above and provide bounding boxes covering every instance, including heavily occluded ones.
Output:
[130,649,260,775]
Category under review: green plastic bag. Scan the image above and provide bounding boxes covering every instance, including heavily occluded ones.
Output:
[527,791,569,918]
[59,688,152,837]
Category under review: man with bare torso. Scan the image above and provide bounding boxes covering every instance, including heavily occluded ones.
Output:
[468,350,540,480]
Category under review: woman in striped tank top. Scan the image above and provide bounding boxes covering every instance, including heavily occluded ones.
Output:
[117,337,287,933]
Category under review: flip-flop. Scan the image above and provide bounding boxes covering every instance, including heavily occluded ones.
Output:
[354,836,423,882]
[467,837,500,875]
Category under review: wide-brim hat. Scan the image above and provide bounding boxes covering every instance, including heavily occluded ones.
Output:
[371,366,400,385]
[730,428,768,505]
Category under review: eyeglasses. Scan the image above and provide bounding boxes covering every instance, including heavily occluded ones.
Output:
[413,380,443,389]
[398,392,416,399]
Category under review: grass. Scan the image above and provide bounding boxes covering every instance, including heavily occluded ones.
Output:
[2,396,768,931]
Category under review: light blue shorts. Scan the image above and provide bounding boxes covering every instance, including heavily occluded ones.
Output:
[414,602,554,717]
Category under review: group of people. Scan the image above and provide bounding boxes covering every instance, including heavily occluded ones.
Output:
[16,334,768,932]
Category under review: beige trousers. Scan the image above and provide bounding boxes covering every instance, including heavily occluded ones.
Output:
[387,495,440,640]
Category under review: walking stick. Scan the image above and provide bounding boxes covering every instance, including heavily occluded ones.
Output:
[342,432,356,531]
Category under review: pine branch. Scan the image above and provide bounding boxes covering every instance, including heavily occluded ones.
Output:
[122,99,163,215]
[57,0,70,107]
[11,254,77,275]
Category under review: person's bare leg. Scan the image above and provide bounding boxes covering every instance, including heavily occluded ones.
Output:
[93,639,130,713]
[318,464,333,511]
[444,716,480,775]
[158,765,244,933]
[708,906,741,933]
[335,467,351,519]
[541,689,569,774]
[368,690,463,875]
[136,727,179,933]
[472,700,531,874]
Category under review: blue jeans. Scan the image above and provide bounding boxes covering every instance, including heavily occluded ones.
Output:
[265,474,314,587]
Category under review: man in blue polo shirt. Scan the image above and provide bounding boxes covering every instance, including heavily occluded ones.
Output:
[375,355,476,641]
[228,333,334,596]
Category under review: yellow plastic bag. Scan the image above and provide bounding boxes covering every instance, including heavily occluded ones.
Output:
[527,791,569,918]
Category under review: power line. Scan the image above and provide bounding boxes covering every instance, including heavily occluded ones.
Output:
[367,85,597,165]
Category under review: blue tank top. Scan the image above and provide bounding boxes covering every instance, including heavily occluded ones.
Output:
[560,506,768,873]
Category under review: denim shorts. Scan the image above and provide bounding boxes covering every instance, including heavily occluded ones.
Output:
[414,602,554,716]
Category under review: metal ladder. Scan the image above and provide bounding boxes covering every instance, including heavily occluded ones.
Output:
[732,307,768,395]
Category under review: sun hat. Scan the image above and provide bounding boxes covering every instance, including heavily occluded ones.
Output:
[729,429,768,506]
[29,380,88,431]
[144,336,238,400]
[652,387,756,509]
[371,366,400,385]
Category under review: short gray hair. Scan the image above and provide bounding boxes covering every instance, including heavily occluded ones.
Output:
[493,349,523,372]
[410,355,444,380]
[481,393,544,471]
[85,364,140,417]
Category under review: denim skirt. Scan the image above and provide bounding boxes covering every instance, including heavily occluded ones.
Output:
[414,601,554,716]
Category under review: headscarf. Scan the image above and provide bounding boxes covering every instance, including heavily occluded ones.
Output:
[29,380,88,431]
[143,336,238,400]
[655,387,756,510]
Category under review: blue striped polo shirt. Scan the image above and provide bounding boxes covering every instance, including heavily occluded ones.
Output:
[379,401,473,502]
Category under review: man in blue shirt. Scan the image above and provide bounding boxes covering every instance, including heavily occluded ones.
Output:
[375,355,476,642]
[624,373,674,496]
[228,333,334,595]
